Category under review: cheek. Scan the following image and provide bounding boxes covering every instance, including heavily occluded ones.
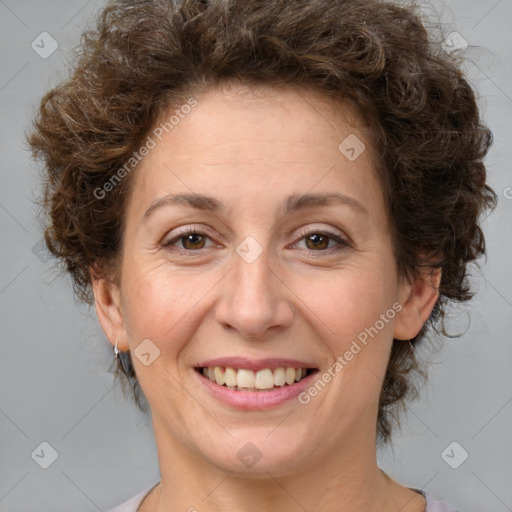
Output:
[297,268,397,412]
[120,261,221,358]
[121,263,185,341]
[296,261,397,343]
[293,258,398,402]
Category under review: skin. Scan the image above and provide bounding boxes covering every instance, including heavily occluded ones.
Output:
[93,83,441,512]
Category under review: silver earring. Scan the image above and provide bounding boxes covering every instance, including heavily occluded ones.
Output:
[114,339,120,359]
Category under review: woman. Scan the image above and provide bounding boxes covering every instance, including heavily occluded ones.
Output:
[28,0,497,510]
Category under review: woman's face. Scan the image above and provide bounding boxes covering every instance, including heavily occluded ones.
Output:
[95,84,435,476]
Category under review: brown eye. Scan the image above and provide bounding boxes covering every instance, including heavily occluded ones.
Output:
[294,230,350,253]
[162,227,213,252]
[304,233,330,250]
[180,232,206,250]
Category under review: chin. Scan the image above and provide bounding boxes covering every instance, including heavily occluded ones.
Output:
[198,429,313,477]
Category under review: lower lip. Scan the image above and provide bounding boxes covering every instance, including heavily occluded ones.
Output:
[194,369,319,410]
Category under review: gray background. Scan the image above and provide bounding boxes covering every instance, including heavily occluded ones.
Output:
[1,0,511,511]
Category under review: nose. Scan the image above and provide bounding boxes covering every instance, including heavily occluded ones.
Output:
[215,244,294,340]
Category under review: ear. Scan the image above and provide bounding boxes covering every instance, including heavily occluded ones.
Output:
[393,267,442,340]
[90,267,129,352]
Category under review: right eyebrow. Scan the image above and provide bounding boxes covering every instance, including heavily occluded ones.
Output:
[143,193,225,220]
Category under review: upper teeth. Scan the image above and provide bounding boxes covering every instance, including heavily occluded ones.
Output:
[201,366,308,391]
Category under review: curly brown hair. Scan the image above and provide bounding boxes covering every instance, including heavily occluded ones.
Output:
[27,0,497,445]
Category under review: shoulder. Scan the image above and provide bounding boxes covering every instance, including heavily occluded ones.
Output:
[107,482,160,512]
[413,489,460,512]
[108,483,460,512]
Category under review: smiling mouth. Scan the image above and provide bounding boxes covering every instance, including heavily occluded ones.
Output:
[195,366,318,391]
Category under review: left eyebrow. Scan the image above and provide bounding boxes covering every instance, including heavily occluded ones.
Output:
[285,192,368,216]
[142,191,368,220]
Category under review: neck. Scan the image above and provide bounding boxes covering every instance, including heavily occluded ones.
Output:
[139,414,424,512]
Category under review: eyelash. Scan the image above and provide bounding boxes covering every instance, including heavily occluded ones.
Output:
[161,226,351,256]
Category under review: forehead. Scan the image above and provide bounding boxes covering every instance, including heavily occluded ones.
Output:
[126,83,384,220]
[168,83,370,155]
